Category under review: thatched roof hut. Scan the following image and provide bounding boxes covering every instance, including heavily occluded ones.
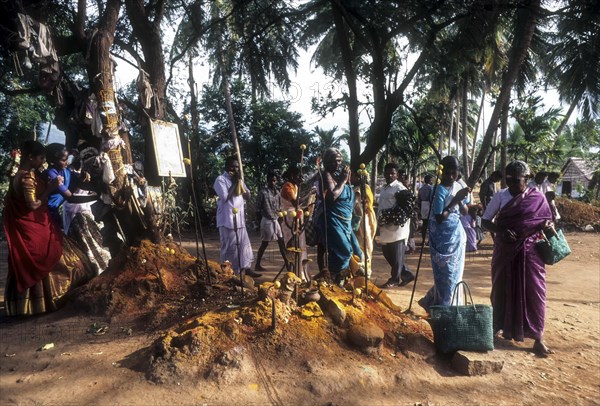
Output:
[560,157,599,198]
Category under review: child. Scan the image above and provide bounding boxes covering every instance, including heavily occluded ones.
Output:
[472,205,485,247]
[44,144,110,274]
[545,191,561,223]
[44,143,97,229]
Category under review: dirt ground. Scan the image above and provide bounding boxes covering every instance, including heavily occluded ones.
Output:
[0,230,599,405]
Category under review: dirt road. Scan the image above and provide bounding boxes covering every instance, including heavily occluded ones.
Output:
[0,231,598,405]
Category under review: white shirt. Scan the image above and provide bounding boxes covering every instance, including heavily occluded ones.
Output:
[457,178,472,204]
[378,180,410,243]
[527,181,547,194]
[213,172,250,229]
[433,182,465,214]
[542,180,555,193]
[482,188,514,221]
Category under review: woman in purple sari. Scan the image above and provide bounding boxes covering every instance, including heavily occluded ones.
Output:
[482,160,554,357]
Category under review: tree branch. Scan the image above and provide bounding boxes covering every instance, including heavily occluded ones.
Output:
[74,0,87,43]
[154,0,166,28]
[114,38,144,67]
[111,51,139,71]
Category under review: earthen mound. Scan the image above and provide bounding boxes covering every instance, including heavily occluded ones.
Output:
[71,240,229,326]
[147,279,433,386]
[557,198,600,231]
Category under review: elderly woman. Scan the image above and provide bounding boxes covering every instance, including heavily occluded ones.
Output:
[316,148,362,284]
[482,160,554,357]
[420,156,471,310]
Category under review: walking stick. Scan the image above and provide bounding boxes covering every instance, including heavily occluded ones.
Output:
[232,208,244,297]
[186,137,211,284]
[273,210,289,282]
[406,162,444,313]
[358,164,369,296]
[316,157,329,275]
[298,144,309,283]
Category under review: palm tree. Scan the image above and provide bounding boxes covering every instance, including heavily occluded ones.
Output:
[510,96,561,166]
[469,0,543,186]
[176,0,302,179]
[387,107,439,188]
[301,0,487,168]
[545,0,600,136]
[313,125,343,152]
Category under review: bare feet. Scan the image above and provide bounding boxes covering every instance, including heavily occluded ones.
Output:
[533,340,555,357]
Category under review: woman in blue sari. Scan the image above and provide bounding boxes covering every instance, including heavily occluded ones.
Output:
[317,148,362,284]
[420,156,471,311]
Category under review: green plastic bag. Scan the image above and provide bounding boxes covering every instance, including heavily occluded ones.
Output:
[427,281,494,354]
[535,228,571,265]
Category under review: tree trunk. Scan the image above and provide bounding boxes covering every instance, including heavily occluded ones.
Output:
[555,91,582,136]
[500,99,509,188]
[125,0,167,120]
[468,0,541,187]
[455,92,460,158]
[124,0,168,186]
[189,54,199,133]
[470,86,486,173]
[370,155,378,192]
[331,1,360,169]
[214,8,244,180]
[447,108,454,156]
[491,129,497,172]
[461,80,469,178]
[357,50,429,165]
[85,0,129,205]
[187,53,199,200]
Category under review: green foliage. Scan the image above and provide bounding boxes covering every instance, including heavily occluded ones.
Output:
[545,0,600,120]
[197,79,316,193]
[0,91,51,147]
[386,106,439,177]
[2,0,598,218]
[508,95,561,169]
[156,177,195,239]
[562,120,600,160]
[508,96,600,172]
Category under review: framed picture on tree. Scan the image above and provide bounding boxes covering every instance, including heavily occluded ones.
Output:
[149,119,186,177]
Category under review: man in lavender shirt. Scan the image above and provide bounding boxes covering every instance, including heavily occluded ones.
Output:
[213,156,259,277]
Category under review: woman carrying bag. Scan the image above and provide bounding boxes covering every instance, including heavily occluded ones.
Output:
[482,160,555,357]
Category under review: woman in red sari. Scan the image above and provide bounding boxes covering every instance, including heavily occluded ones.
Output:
[4,140,94,316]
[482,160,554,356]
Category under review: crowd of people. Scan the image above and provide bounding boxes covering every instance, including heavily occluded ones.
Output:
[215,149,559,357]
[3,140,559,357]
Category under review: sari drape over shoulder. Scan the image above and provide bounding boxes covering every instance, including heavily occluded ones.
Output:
[319,183,362,274]
[491,187,552,341]
[427,183,466,307]
[4,171,95,316]
[4,171,63,293]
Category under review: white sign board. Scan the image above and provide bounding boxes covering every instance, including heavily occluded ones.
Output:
[150,119,186,177]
